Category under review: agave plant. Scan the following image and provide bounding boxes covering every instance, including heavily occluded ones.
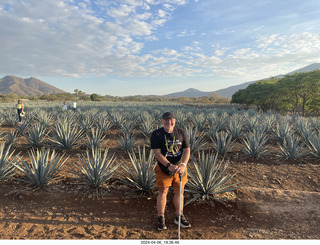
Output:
[210,131,235,156]
[241,129,269,158]
[0,143,19,181]
[185,126,208,154]
[12,148,68,188]
[119,145,155,192]
[15,121,30,135]
[174,110,189,129]
[246,117,260,133]
[207,119,224,140]
[23,123,49,148]
[36,111,54,128]
[139,112,156,136]
[109,111,126,129]
[306,132,320,159]
[70,147,119,188]
[227,115,244,139]
[190,112,207,131]
[84,128,107,149]
[186,151,241,205]
[118,131,136,151]
[50,118,84,149]
[77,113,95,133]
[3,111,17,127]
[4,130,20,147]
[294,118,315,143]
[278,134,306,160]
[273,120,294,143]
[96,116,112,135]
[120,120,135,135]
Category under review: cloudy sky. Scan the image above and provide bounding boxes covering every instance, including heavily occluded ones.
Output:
[1,0,320,96]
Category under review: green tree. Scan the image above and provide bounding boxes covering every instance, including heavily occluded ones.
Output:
[276,70,320,116]
[90,93,100,101]
[74,89,79,96]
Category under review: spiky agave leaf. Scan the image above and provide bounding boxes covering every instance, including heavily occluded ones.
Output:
[4,130,19,147]
[186,151,241,205]
[307,132,320,159]
[278,134,306,160]
[118,145,155,192]
[241,129,270,158]
[185,126,208,154]
[12,148,68,188]
[70,147,119,188]
[84,127,107,149]
[0,143,19,181]
[210,131,235,156]
[118,131,136,152]
[50,118,84,149]
[23,122,49,148]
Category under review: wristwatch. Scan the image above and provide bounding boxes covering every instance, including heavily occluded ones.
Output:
[166,162,171,168]
[181,163,187,167]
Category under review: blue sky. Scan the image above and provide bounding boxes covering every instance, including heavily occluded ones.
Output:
[1,0,320,96]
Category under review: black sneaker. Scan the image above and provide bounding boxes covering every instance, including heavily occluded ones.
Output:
[174,214,191,228]
[157,216,167,231]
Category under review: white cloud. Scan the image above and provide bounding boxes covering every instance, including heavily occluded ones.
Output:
[107,4,135,18]
[1,0,320,86]
[0,0,181,77]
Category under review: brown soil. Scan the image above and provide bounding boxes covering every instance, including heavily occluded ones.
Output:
[0,130,320,240]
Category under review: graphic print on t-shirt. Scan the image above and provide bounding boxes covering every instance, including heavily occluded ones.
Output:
[165,135,182,158]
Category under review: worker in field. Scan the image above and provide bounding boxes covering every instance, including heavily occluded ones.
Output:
[16,99,25,124]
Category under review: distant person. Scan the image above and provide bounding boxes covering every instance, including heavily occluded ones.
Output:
[16,99,25,123]
[63,101,68,110]
[72,101,77,112]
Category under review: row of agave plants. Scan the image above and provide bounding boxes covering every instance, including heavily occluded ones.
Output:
[1,102,320,160]
[0,101,319,204]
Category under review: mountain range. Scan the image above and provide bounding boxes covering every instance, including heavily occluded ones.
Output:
[1,63,319,98]
[164,63,320,98]
[0,75,65,96]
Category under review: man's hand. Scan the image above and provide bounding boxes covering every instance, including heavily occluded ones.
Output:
[168,164,178,173]
[176,164,186,176]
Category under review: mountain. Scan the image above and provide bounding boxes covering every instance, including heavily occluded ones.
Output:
[287,63,320,74]
[213,80,259,98]
[164,63,320,98]
[164,88,212,98]
[0,75,65,96]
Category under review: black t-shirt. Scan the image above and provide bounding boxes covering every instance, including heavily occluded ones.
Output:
[150,127,190,175]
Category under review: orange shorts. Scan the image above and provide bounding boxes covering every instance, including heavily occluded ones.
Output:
[155,164,188,188]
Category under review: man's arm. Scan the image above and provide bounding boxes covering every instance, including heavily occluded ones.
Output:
[152,148,178,173]
[176,147,190,176]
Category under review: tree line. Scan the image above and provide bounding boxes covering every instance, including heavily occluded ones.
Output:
[231,70,320,116]
[0,89,230,105]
